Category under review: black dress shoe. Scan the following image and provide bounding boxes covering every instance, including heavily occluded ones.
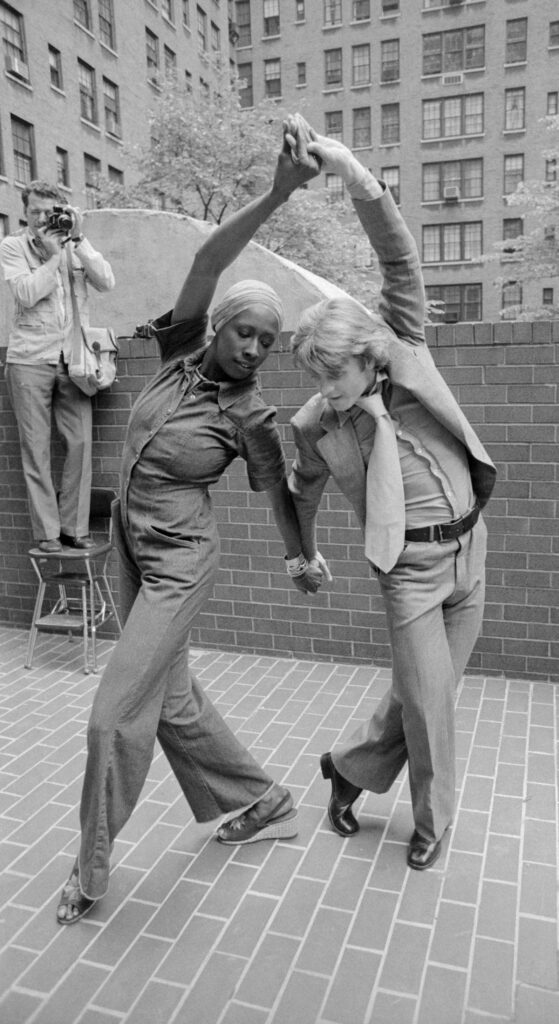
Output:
[320,752,362,837]
[60,534,95,549]
[407,830,442,871]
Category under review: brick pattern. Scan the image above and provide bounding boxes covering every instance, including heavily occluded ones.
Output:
[1,319,558,681]
[0,629,557,1024]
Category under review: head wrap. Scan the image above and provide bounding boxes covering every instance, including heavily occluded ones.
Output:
[210,280,284,335]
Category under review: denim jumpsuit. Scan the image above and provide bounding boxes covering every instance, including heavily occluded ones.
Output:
[79,312,286,899]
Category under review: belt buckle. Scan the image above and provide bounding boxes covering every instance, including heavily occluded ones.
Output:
[431,522,445,542]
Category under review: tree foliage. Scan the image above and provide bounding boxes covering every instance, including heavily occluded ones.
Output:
[95,65,377,306]
[483,115,559,320]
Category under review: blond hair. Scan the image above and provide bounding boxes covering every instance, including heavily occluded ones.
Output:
[290,296,390,377]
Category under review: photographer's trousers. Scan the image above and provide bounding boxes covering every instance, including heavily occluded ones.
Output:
[6,359,92,540]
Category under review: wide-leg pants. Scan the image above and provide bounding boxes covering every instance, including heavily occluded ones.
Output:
[333,517,487,843]
[5,359,92,540]
[78,491,274,900]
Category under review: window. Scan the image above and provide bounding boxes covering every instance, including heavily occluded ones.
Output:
[108,165,123,185]
[146,29,159,79]
[381,103,400,144]
[324,1,342,27]
[501,281,522,317]
[423,94,483,140]
[0,214,8,238]
[210,22,220,51]
[84,153,101,208]
[382,0,399,13]
[542,287,554,306]
[73,0,91,31]
[422,158,483,201]
[1,2,26,65]
[103,77,120,135]
[295,1,305,22]
[164,45,177,76]
[326,173,344,200]
[182,0,190,28]
[550,21,559,48]
[98,0,115,48]
[353,107,371,148]
[11,115,35,183]
[56,147,69,187]
[197,6,207,50]
[505,19,527,63]
[505,88,525,131]
[503,217,522,255]
[381,39,399,82]
[352,44,370,86]
[504,154,523,194]
[382,165,400,204]
[264,58,281,97]
[353,0,370,21]
[78,60,97,123]
[162,0,174,22]
[235,0,251,46]
[425,284,482,323]
[237,62,252,106]
[49,45,63,89]
[423,26,485,75]
[297,61,306,85]
[325,48,342,87]
[185,68,192,91]
[263,0,279,37]
[547,92,559,116]
[422,222,482,263]
[325,110,343,140]
[545,158,557,183]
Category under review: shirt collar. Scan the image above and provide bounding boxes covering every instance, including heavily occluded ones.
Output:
[331,369,390,427]
[27,229,49,261]
[182,348,258,408]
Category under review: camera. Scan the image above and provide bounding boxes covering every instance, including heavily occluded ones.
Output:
[47,205,74,233]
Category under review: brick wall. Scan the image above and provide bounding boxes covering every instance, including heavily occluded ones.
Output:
[1,319,558,682]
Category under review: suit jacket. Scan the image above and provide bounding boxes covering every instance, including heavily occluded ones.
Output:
[289,186,496,535]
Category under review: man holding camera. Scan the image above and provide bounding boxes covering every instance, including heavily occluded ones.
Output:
[1,180,115,551]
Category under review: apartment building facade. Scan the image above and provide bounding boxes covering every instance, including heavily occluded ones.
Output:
[0,0,233,233]
[233,0,559,322]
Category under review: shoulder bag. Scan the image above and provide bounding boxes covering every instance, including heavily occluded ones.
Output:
[66,246,118,397]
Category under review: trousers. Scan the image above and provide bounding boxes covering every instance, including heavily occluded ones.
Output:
[78,491,274,900]
[333,517,487,843]
[5,359,92,540]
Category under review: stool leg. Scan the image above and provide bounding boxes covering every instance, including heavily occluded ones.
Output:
[80,584,90,674]
[25,579,46,669]
[88,574,98,674]
[102,570,122,633]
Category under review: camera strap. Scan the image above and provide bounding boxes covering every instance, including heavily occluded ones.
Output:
[66,246,84,359]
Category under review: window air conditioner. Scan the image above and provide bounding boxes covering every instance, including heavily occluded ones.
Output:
[443,185,460,201]
[5,54,29,80]
[442,72,463,86]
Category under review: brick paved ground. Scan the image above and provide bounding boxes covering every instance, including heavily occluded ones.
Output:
[0,626,558,1024]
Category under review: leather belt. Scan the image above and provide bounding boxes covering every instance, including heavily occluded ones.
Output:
[404,505,480,544]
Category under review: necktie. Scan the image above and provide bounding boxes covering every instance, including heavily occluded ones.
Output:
[356,390,405,573]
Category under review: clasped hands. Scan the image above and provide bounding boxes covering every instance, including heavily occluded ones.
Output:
[286,552,333,595]
[283,113,359,183]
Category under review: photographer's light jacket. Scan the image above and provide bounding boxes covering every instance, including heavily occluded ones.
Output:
[0,229,115,363]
